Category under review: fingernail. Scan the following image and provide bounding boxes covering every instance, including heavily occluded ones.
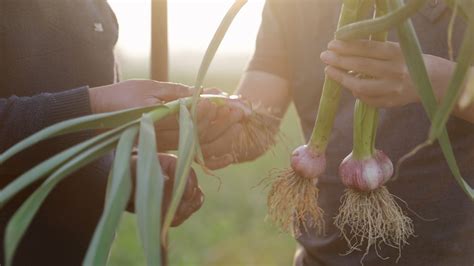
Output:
[327,40,339,49]
[320,51,333,63]
[195,193,205,209]
[199,192,204,204]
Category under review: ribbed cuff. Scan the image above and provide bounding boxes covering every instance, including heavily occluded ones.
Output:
[45,86,92,126]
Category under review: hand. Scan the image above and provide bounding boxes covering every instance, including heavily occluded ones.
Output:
[89,80,245,167]
[320,40,454,108]
[205,71,290,166]
[88,79,192,151]
[159,154,203,227]
[200,99,281,165]
[88,79,192,114]
[156,89,246,170]
[130,153,204,227]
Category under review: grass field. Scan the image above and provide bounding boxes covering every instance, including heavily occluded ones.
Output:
[108,54,305,265]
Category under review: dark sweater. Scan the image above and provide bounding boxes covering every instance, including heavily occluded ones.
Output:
[0,0,118,265]
[248,0,474,265]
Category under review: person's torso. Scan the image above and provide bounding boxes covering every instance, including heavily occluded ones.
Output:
[0,1,118,265]
[270,0,474,265]
[0,0,119,98]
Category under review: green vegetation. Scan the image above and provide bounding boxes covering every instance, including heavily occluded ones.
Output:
[109,65,301,266]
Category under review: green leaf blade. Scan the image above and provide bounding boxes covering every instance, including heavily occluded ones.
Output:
[444,0,473,22]
[0,105,165,165]
[429,16,474,140]
[136,114,165,265]
[4,137,117,266]
[336,0,427,41]
[0,120,136,207]
[191,0,248,115]
[161,102,196,242]
[391,0,474,200]
[83,127,138,266]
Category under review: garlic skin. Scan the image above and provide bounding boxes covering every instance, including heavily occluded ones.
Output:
[339,150,393,191]
[290,145,326,180]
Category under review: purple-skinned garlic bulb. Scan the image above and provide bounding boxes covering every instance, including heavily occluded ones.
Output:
[291,145,327,180]
[339,150,393,191]
[334,94,414,262]
[266,144,326,237]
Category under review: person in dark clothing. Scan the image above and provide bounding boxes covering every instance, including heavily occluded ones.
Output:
[0,1,242,265]
[213,0,474,265]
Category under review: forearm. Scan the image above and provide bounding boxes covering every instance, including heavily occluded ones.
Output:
[235,71,291,118]
[238,0,291,118]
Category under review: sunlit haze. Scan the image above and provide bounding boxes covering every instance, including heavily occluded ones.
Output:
[108,0,264,57]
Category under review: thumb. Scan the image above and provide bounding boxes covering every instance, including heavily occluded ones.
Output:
[202,87,228,96]
[150,81,192,102]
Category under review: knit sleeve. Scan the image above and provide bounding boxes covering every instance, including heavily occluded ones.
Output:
[0,86,92,152]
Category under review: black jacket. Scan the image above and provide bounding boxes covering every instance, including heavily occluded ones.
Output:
[0,1,118,265]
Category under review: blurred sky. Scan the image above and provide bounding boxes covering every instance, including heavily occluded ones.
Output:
[108,0,264,58]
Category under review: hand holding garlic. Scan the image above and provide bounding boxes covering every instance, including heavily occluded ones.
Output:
[321,40,456,108]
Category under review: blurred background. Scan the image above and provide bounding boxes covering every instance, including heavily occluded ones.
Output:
[107,1,304,265]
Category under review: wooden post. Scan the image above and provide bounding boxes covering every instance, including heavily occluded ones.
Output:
[151,0,169,81]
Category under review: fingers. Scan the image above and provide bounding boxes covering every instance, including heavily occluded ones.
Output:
[356,93,415,108]
[200,105,231,143]
[202,87,228,96]
[196,99,218,137]
[320,50,399,79]
[155,99,245,151]
[322,40,420,108]
[156,129,180,151]
[204,154,234,170]
[355,95,397,108]
[325,66,413,108]
[158,153,204,227]
[149,81,192,102]
[155,114,179,131]
[201,123,243,158]
[194,96,245,144]
[172,185,204,227]
[201,104,244,143]
[327,40,402,60]
[158,153,178,178]
[170,164,203,226]
[181,168,199,201]
[146,82,228,104]
[155,99,224,150]
[325,66,392,97]
[156,97,229,132]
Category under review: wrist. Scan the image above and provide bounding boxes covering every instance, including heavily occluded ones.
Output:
[88,86,104,114]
